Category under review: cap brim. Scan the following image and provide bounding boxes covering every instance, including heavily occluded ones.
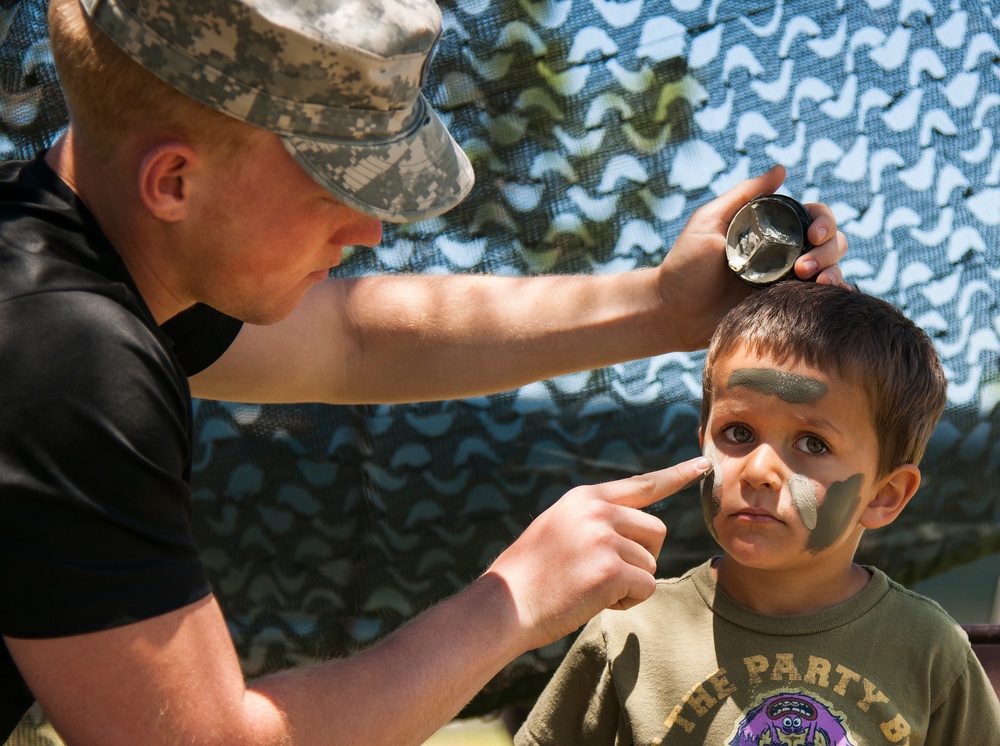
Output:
[281,96,475,223]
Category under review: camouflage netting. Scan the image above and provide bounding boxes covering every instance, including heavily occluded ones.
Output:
[3,0,1000,722]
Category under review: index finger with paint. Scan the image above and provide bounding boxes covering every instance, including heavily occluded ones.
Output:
[591,456,715,510]
[479,455,713,650]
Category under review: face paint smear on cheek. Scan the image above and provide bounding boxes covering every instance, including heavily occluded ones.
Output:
[787,474,818,530]
[728,368,828,404]
[807,473,864,552]
[700,444,722,541]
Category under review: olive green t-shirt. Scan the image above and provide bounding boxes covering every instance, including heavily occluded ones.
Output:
[516,560,1000,745]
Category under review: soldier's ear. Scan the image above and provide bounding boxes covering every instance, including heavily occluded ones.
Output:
[137,142,201,222]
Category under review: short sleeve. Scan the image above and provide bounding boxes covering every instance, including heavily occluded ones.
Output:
[515,617,628,745]
[0,291,211,639]
[925,648,1000,745]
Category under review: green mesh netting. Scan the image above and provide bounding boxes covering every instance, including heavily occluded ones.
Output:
[2,0,999,727]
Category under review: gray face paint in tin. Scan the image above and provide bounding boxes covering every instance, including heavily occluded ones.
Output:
[787,474,818,530]
[806,473,864,552]
[728,368,828,404]
[700,444,722,541]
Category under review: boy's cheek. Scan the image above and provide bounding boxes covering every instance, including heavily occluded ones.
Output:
[806,473,865,552]
[700,443,723,541]
[788,473,818,530]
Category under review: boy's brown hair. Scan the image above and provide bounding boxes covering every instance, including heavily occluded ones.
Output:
[701,282,947,477]
[48,0,254,160]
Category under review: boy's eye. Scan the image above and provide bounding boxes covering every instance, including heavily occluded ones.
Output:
[794,435,829,455]
[722,424,754,444]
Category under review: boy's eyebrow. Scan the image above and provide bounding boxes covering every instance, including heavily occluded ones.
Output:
[727,368,827,404]
[795,414,848,440]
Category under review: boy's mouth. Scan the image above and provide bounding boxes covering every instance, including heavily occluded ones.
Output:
[734,506,782,523]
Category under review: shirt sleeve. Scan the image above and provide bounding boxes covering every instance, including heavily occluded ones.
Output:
[514,617,629,745]
[925,648,1000,745]
[0,291,211,639]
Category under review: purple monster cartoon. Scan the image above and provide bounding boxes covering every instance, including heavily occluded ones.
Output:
[730,692,854,746]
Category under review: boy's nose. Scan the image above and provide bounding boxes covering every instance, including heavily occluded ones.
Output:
[740,443,785,491]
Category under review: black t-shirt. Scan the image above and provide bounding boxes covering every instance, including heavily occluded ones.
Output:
[0,156,243,737]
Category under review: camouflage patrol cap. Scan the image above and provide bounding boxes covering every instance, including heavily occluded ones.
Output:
[79,0,475,222]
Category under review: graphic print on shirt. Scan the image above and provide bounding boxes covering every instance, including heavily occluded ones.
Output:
[728,691,854,746]
[651,650,919,745]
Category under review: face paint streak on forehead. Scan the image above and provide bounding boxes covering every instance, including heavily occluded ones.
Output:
[701,444,722,542]
[728,368,828,404]
[807,473,864,552]
[788,474,818,530]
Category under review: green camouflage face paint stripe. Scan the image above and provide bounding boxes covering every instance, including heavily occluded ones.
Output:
[701,444,722,541]
[728,368,828,404]
[807,473,864,552]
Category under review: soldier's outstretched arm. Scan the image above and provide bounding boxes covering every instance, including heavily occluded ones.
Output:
[6,457,710,746]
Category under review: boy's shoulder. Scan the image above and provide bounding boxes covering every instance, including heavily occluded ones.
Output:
[595,561,713,641]
[876,569,973,647]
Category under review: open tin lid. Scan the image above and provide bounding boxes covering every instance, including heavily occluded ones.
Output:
[725,194,813,286]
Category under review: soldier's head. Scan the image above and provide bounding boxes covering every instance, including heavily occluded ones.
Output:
[48,0,474,223]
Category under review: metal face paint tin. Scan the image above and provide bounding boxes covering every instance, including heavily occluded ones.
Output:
[725,195,813,286]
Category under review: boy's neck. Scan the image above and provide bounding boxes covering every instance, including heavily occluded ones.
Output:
[712,556,872,616]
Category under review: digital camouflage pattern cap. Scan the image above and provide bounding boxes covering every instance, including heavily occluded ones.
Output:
[79,0,475,222]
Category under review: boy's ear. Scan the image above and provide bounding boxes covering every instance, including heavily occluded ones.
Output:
[137,142,201,222]
[860,464,921,529]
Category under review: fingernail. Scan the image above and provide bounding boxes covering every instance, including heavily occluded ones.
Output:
[692,457,712,473]
[680,459,713,491]
[801,259,818,277]
[813,225,828,242]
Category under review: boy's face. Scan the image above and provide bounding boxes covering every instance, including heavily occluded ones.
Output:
[700,345,884,572]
